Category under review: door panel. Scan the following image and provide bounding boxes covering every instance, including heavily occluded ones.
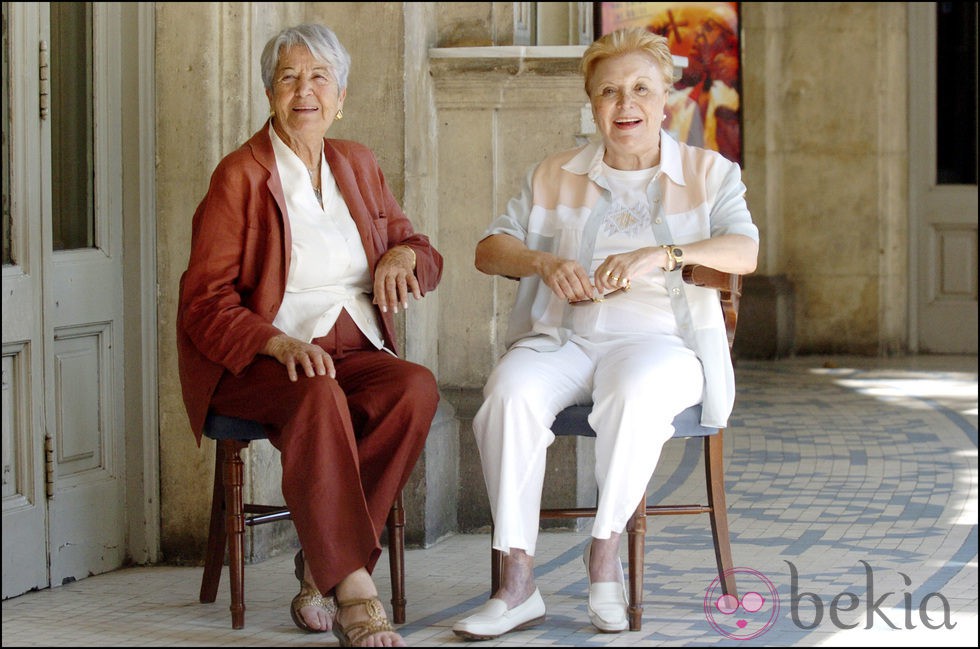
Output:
[54,327,108,476]
[48,321,124,581]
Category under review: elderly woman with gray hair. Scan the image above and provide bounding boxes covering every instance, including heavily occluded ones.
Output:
[177,23,442,647]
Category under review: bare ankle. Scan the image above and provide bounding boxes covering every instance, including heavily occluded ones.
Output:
[589,535,624,583]
[495,548,536,608]
[335,568,378,603]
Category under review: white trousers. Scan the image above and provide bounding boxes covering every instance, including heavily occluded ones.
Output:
[473,334,703,556]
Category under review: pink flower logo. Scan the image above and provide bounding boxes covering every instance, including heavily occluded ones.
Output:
[704,568,780,640]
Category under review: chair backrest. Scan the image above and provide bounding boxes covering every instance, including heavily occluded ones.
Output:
[681,264,742,350]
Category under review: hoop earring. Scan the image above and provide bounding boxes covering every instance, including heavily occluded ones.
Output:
[335,109,344,120]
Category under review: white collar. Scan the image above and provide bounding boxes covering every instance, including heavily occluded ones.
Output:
[562,129,686,187]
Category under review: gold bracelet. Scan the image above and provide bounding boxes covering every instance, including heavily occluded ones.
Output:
[661,244,676,272]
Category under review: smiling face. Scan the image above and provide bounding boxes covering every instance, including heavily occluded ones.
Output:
[589,51,669,170]
[266,44,346,146]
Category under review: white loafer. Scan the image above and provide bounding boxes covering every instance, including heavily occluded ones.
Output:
[583,541,628,632]
[452,588,546,640]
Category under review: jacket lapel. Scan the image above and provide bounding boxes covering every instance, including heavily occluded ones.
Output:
[324,141,380,269]
[248,122,291,275]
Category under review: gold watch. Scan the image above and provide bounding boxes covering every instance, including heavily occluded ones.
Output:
[661,244,684,271]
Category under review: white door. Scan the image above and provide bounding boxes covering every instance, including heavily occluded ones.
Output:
[2,2,49,598]
[909,2,979,354]
[2,1,128,597]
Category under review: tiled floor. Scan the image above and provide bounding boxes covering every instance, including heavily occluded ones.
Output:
[3,355,977,647]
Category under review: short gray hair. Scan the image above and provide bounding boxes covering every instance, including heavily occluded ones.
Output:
[260,24,351,93]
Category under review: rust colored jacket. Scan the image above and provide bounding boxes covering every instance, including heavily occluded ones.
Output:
[177,122,443,442]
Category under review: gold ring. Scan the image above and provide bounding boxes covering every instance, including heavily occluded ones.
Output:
[604,270,612,277]
[610,275,620,281]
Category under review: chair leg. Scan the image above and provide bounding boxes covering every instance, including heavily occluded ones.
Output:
[387,492,406,624]
[626,497,646,631]
[705,433,737,597]
[222,440,248,629]
[200,444,227,604]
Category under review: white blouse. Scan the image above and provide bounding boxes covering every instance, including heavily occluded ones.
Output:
[269,124,385,349]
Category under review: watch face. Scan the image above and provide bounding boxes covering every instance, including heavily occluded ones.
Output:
[673,248,683,258]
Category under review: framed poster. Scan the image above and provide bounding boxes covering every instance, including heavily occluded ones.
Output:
[596,2,743,166]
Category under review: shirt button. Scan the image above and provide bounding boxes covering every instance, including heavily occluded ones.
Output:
[671,287,681,295]
[655,217,663,224]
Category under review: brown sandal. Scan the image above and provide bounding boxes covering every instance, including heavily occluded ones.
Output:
[332,597,398,647]
[290,550,337,633]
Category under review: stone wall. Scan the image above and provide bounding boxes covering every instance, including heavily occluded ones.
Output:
[739,3,908,355]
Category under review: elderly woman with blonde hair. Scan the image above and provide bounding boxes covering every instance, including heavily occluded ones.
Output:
[453,27,758,639]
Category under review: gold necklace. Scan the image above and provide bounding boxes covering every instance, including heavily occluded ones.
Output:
[306,165,322,203]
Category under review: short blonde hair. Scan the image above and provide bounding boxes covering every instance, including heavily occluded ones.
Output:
[581,28,676,97]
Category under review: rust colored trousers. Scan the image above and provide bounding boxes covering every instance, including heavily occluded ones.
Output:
[209,310,438,594]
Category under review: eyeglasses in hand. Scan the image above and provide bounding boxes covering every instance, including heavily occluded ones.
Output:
[568,284,629,306]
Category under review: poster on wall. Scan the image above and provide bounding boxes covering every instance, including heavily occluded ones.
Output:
[596,2,743,166]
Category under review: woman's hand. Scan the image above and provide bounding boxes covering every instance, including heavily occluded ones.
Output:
[263,334,336,382]
[539,255,596,303]
[593,247,662,294]
[374,245,421,314]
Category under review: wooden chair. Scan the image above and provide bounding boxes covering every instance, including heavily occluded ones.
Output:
[198,414,406,629]
[490,264,742,631]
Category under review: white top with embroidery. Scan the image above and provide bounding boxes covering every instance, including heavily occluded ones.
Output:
[572,162,677,338]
